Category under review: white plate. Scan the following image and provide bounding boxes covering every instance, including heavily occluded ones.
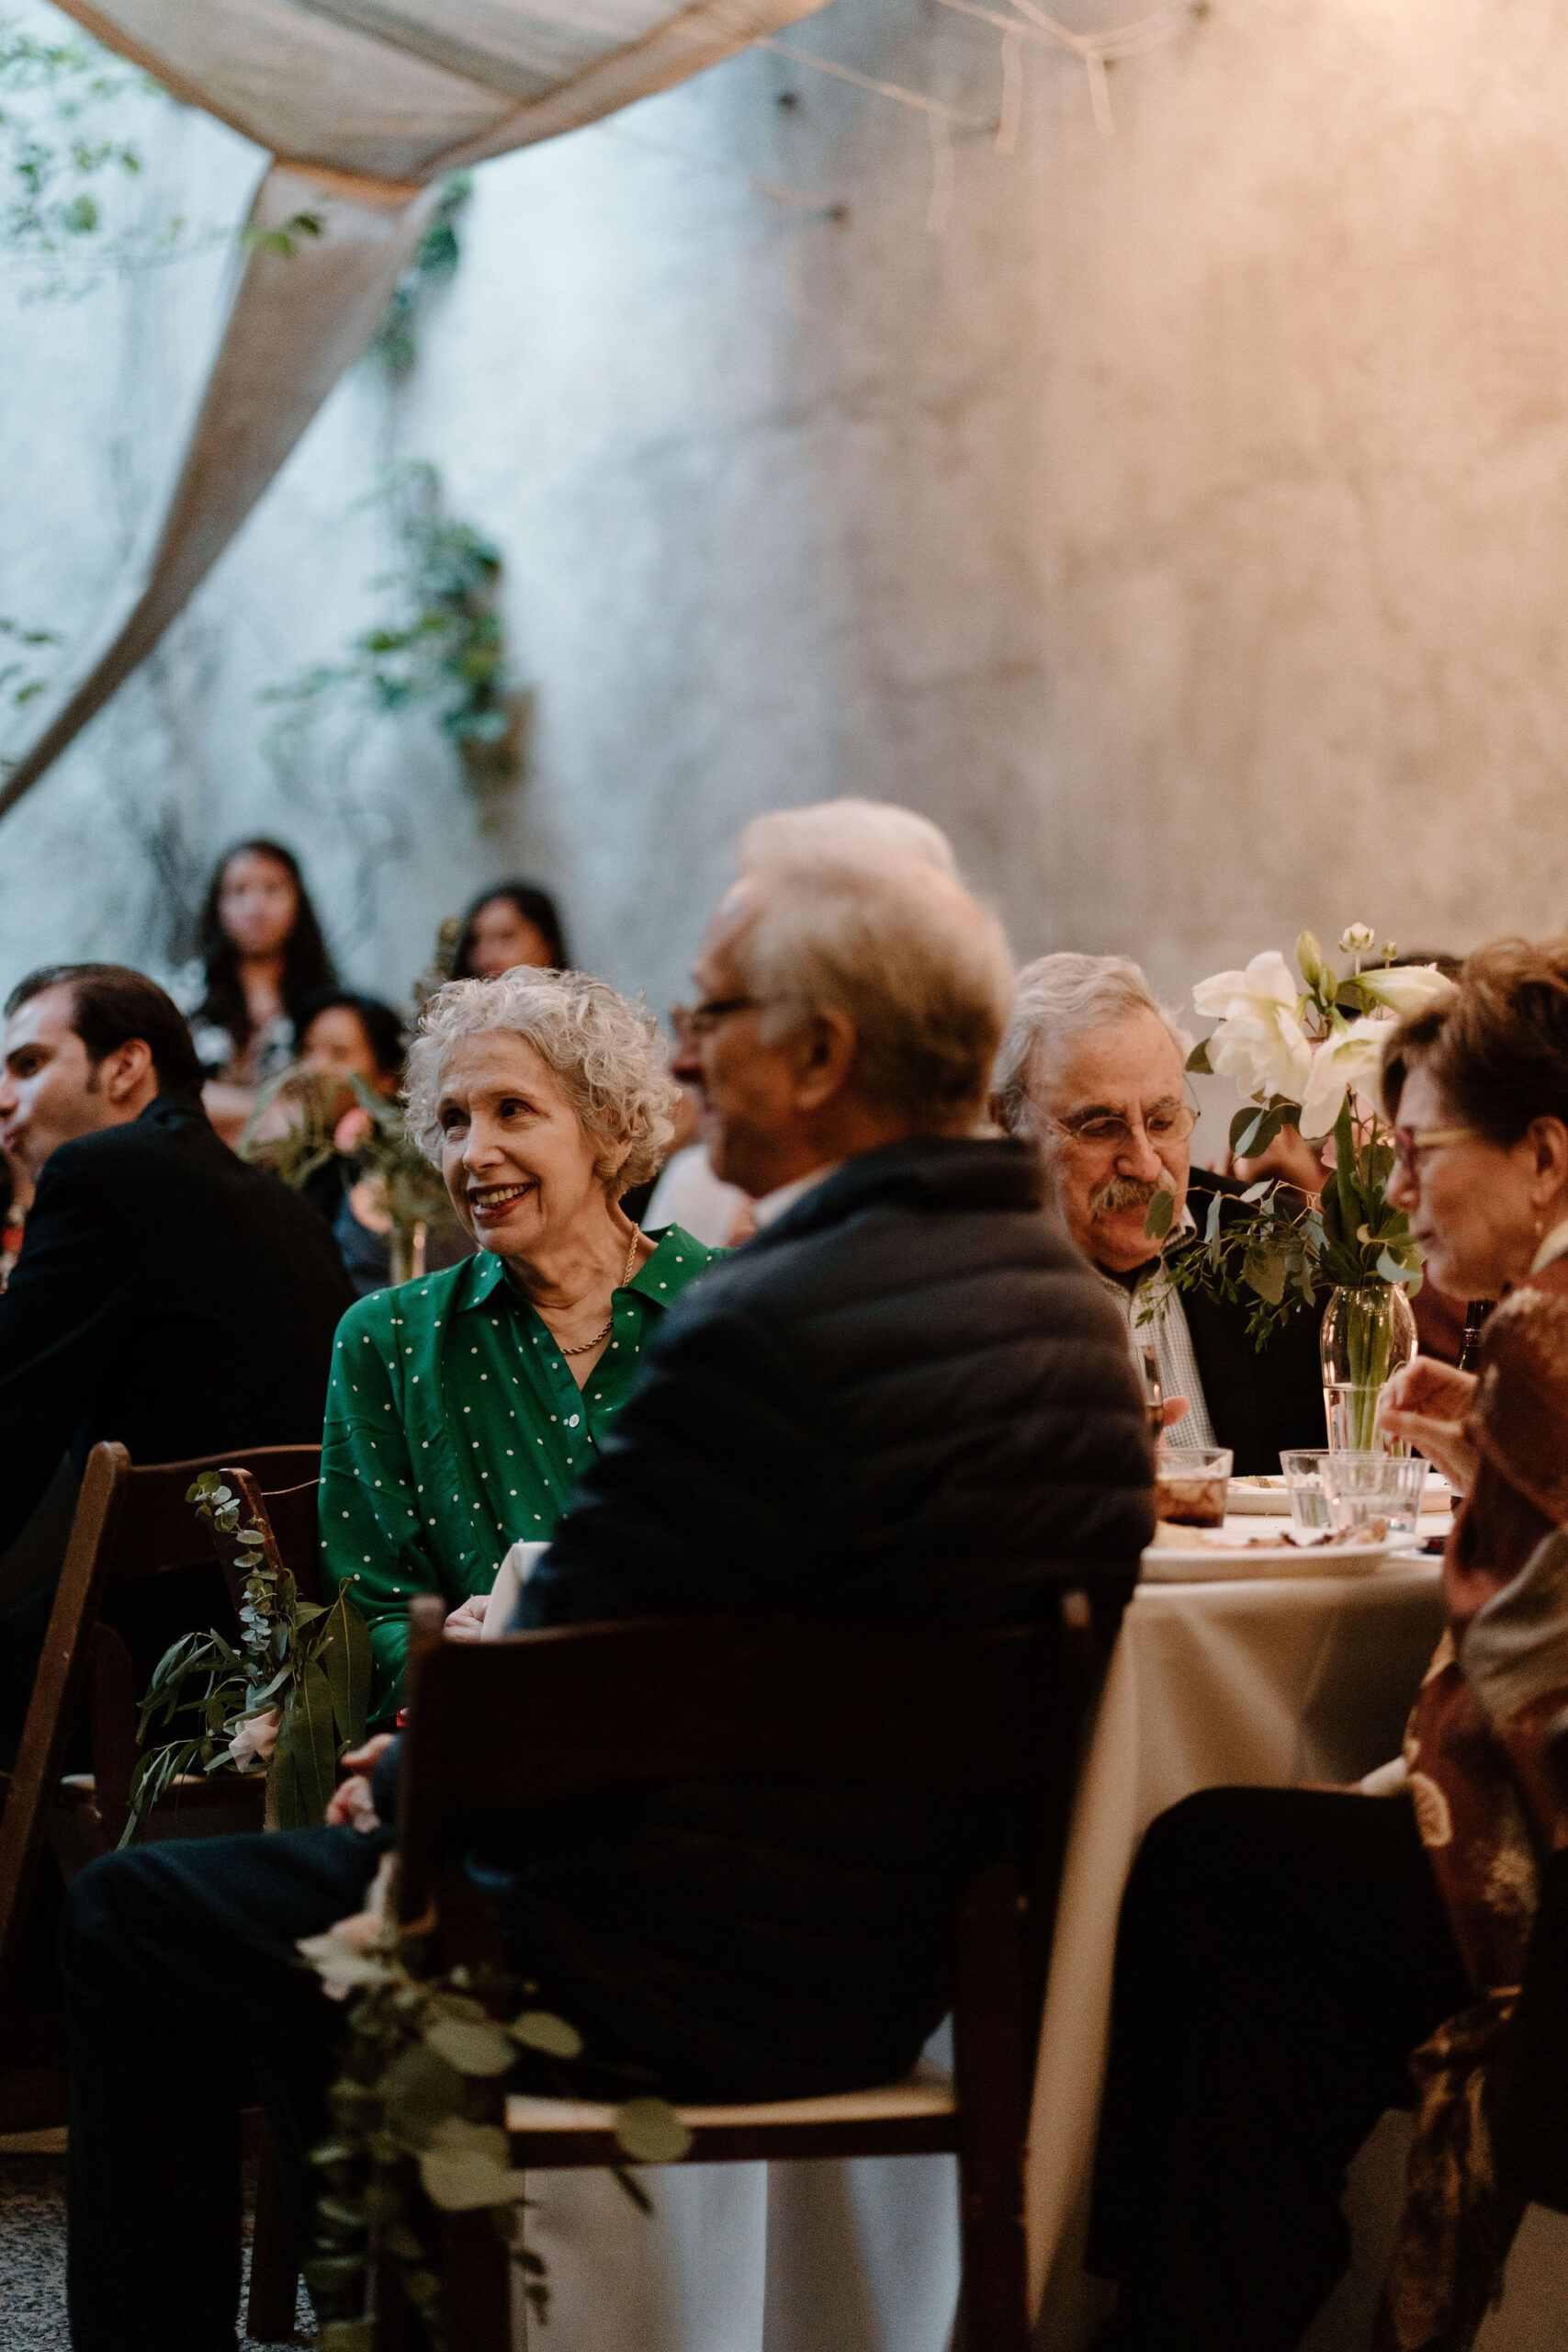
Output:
[1140,1527,1408,1581]
[1225,1472,1454,1516]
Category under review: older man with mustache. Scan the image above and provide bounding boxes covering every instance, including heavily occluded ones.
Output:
[993,953,1325,1474]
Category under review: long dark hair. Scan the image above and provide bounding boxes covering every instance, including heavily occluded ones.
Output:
[195,839,335,1052]
[451,879,570,978]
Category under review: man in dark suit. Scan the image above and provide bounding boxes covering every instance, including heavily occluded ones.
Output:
[992,953,1325,1473]
[59,830,1153,2352]
[0,963,353,1753]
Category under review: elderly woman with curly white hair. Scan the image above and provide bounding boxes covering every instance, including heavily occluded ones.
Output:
[319,967,722,1720]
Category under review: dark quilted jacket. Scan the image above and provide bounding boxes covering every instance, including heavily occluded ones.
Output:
[481,1136,1154,2098]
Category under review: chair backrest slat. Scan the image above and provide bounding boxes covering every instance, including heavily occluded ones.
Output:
[396,1611,1086,1929]
[0,1440,321,2006]
[107,1446,321,1582]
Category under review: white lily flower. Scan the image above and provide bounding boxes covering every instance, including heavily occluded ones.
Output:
[1191,952,1313,1104]
[1339,923,1375,955]
[228,1704,281,1770]
[1299,1016,1396,1137]
[1354,963,1456,1017]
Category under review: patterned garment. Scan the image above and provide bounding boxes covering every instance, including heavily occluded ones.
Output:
[1097,1255,1218,1451]
[1377,1263,1568,2352]
[319,1223,722,1720]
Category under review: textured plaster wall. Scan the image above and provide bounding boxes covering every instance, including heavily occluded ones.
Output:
[3,0,1566,1031]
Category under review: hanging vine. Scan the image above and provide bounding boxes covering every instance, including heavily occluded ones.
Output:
[260,460,523,821]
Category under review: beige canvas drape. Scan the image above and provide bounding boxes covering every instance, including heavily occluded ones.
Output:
[1,0,823,815]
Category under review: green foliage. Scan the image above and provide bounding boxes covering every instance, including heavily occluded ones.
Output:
[299,1925,688,2346]
[373,174,470,372]
[0,12,209,297]
[124,1473,371,1842]
[239,1063,456,1272]
[260,461,522,816]
[0,614,56,707]
[238,208,322,259]
[1156,1098,1424,1350]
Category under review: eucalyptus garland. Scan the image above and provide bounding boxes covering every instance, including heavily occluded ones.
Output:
[299,1900,694,2349]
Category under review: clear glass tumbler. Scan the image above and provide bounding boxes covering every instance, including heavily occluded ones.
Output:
[1280,1449,1332,1534]
[1317,1451,1429,1540]
[1153,1446,1235,1528]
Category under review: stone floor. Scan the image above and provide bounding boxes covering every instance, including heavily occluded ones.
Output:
[0,2152,314,2349]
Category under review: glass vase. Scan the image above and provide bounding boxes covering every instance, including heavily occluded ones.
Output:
[1319,1282,1418,1452]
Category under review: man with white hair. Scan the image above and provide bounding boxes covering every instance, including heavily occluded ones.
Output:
[645,797,958,1242]
[62,835,1153,2352]
[993,953,1325,1474]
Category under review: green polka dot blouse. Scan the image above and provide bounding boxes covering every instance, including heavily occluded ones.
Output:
[319,1225,721,1722]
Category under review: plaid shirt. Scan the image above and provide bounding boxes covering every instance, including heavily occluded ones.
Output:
[1097,1231,1218,1452]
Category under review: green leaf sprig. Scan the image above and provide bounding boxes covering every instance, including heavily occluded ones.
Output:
[299,1916,692,2348]
[258,459,522,817]
[123,1473,371,1841]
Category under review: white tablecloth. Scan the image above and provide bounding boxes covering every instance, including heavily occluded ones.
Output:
[1027,1560,1568,2352]
[513,1559,1568,2351]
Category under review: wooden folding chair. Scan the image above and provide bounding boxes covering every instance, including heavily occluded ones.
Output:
[0,1437,321,2343]
[385,1597,1099,2352]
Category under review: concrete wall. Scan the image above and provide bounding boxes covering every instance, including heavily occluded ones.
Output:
[3,0,1566,1046]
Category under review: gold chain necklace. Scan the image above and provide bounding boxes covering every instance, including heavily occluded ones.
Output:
[548,1226,643,1358]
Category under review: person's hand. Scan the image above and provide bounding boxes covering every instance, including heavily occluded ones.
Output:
[443,1593,490,1642]
[1378,1357,1480,1492]
[1159,1396,1191,1431]
[327,1732,397,1830]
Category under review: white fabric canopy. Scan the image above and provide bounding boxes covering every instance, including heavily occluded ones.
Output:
[0,0,824,814]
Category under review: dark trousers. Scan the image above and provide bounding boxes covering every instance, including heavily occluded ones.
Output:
[62,1822,393,2352]
[1087,1786,1473,2352]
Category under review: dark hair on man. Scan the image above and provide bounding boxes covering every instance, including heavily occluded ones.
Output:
[451,879,570,978]
[5,965,205,1097]
[1382,939,1568,1146]
[296,988,405,1083]
[195,839,336,1057]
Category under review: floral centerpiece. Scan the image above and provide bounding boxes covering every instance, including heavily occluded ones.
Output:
[126,1472,372,1840]
[1158,925,1455,1447]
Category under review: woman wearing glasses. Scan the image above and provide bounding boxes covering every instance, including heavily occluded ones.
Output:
[1089,939,1568,2352]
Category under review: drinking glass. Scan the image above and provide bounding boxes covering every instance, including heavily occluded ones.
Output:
[1317,1451,1428,1540]
[1154,1446,1234,1528]
[1280,1449,1332,1534]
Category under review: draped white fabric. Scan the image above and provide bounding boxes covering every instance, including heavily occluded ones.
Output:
[1,0,824,813]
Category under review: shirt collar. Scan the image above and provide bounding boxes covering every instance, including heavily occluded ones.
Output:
[458,1224,691,1311]
[1096,1202,1198,1293]
[1531,1216,1568,1273]
[752,1162,841,1230]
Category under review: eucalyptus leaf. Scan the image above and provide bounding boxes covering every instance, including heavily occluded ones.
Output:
[418,2151,531,2211]
[1230,1105,1266,1157]
[320,2320,376,2351]
[1184,1038,1213,1076]
[1143,1185,1176,1242]
[380,2041,467,2146]
[1242,1246,1288,1307]
[614,2097,694,2165]
[424,2016,516,2076]
[512,2008,584,2061]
